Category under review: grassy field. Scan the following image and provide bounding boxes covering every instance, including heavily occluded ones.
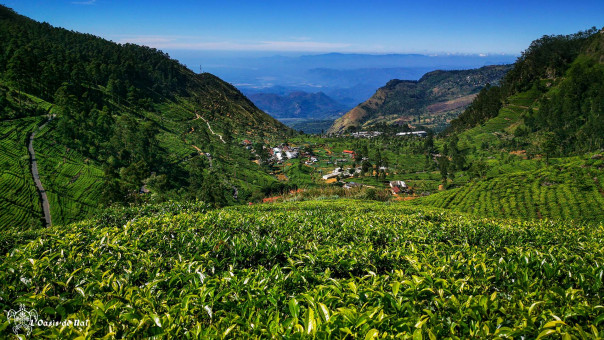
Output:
[0,117,44,231]
[1,199,602,338]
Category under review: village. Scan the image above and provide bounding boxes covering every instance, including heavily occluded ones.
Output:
[241,130,430,197]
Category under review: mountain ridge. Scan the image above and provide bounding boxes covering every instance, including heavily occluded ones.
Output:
[0,5,290,229]
[327,64,512,133]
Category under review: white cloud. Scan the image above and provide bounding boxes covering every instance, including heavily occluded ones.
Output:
[114,35,352,52]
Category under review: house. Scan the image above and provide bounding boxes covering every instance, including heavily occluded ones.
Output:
[322,167,342,180]
[322,172,340,180]
[389,180,407,188]
[285,151,299,159]
[389,180,408,195]
[242,140,252,145]
[342,150,355,157]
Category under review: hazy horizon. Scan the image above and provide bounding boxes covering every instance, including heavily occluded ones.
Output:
[6,0,602,56]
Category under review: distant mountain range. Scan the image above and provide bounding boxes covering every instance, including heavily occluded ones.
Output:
[246,91,347,120]
[327,65,513,134]
[170,50,518,108]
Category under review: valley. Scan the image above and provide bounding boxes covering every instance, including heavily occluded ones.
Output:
[0,3,603,339]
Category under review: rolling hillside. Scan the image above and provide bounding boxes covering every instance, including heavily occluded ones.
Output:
[0,5,290,229]
[415,27,604,221]
[327,65,511,134]
[412,157,604,221]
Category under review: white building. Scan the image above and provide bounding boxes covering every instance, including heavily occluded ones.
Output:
[396,131,428,137]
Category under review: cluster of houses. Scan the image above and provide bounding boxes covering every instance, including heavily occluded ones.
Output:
[395,131,428,137]
[268,145,300,162]
[321,167,362,180]
[350,131,383,138]
[344,130,428,138]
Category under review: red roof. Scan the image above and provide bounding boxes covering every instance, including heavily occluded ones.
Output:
[243,140,251,144]
[343,150,354,154]
[391,187,401,194]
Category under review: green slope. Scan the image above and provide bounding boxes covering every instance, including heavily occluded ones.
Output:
[328,65,512,134]
[412,158,604,222]
[0,116,43,230]
[0,5,292,229]
[418,28,604,222]
[1,199,603,338]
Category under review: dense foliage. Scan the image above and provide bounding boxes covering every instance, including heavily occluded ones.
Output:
[1,200,603,338]
[0,5,292,226]
[501,28,597,96]
[448,85,502,132]
[448,27,604,155]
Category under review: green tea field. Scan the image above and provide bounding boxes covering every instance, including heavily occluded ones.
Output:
[0,117,44,231]
[1,200,602,338]
[414,158,604,222]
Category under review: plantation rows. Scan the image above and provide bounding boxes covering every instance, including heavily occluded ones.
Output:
[1,200,602,338]
[0,118,43,230]
[34,129,105,226]
[416,161,604,222]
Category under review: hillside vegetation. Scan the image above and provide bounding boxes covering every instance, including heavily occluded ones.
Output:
[328,65,511,134]
[448,27,604,155]
[1,200,603,338]
[0,5,291,228]
[414,28,604,220]
[413,157,604,221]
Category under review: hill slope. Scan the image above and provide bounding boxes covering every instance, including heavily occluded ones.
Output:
[327,65,511,134]
[416,27,604,221]
[1,199,602,338]
[0,5,290,229]
[448,27,604,154]
[413,157,604,221]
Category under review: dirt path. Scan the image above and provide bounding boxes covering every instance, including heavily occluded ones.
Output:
[29,117,53,227]
[196,113,226,144]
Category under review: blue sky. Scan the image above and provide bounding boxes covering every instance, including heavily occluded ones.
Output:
[5,0,604,55]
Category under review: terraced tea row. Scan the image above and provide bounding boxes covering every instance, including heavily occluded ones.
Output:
[0,118,43,230]
[34,126,105,226]
[1,200,602,338]
[415,159,604,222]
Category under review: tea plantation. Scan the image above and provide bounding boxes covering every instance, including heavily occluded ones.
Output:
[0,117,44,230]
[1,200,603,338]
[413,158,604,222]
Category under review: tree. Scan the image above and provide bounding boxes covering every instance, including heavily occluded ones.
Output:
[540,132,558,165]
[438,156,449,184]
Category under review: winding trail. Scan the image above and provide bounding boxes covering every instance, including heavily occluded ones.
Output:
[196,113,226,144]
[28,117,53,227]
